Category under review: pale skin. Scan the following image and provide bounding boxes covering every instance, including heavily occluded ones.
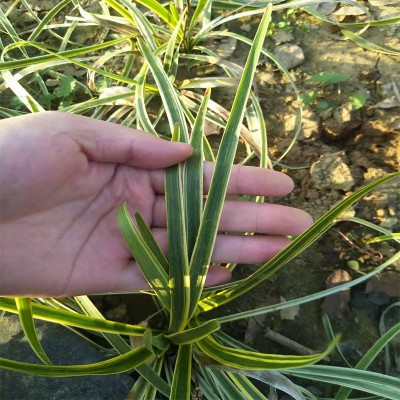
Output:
[0,112,313,297]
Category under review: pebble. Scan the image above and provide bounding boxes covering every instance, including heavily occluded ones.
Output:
[273,44,305,70]
[310,152,355,191]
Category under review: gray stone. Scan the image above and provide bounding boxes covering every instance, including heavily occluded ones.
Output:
[273,44,305,70]
[310,152,355,191]
[0,314,133,400]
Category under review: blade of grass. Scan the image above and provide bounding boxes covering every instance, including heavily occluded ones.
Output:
[197,332,337,370]
[27,0,72,42]
[170,344,192,400]
[0,36,138,71]
[187,0,212,35]
[134,0,177,28]
[198,172,400,314]
[227,372,268,400]
[335,322,400,400]
[204,331,307,400]
[135,213,169,273]
[208,369,248,399]
[165,319,220,345]
[188,5,273,317]
[216,251,400,324]
[286,366,400,400]
[366,233,400,244]
[117,203,170,310]
[1,345,152,377]
[342,30,400,56]
[166,125,190,332]
[184,88,210,256]
[137,38,188,142]
[0,297,151,336]
[15,298,52,365]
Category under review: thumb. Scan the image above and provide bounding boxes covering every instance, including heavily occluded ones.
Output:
[61,112,193,168]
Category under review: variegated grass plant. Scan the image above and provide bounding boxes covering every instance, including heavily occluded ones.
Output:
[1,1,400,399]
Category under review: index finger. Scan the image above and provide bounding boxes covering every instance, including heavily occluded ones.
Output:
[149,163,294,197]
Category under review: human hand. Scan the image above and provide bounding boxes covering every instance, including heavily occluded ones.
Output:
[0,112,312,297]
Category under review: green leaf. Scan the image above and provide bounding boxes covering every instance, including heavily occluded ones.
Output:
[227,372,267,400]
[198,172,400,314]
[165,319,220,345]
[366,232,400,244]
[310,71,349,84]
[197,332,337,370]
[0,345,152,377]
[126,357,167,399]
[0,297,150,336]
[287,365,400,400]
[118,0,158,51]
[15,298,52,365]
[211,331,307,400]
[342,30,400,56]
[74,295,131,354]
[349,92,366,110]
[188,0,212,35]
[54,76,76,98]
[0,36,138,71]
[216,251,400,323]
[166,125,190,333]
[163,11,185,75]
[335,323,400,400]
[137,38,188,142]
[74,295,170,396]
[208,369,248,399]
[135,213,169,273]
[27,0,72,42]
[188,3,273,317]
[184,88,210,257]
[117,203,170,310]
[134,0,176,29]
[170,344,192,400]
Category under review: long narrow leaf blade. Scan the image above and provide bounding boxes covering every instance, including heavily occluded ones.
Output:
[198,172,400,313]
[0,297,150,336]
[170,344,192,400]
[189,4,273,316]
[137,39,188,142]
[287,366,400,400]
[1,346,152,377]
[135,213,169,273]
[166,125,190,332]
[15,298,52,365]
[117,203,170,309]
[197,333,336,370]
[335,323,400,400]
[184,88,210,256]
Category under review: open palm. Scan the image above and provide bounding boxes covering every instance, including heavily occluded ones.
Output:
[0,112,312,297]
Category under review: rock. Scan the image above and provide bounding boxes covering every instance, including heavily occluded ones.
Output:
[0,314,133,400]
[272,30,294,45]
[310,152,355,191]
[323,270,352,321]
[273,44,305,70]
[279,297,300,321]
[299,108,321,141]
[322,103,362,141]
[366,273,400,297]
[363,167,387,183]
[309,3,337,15]
[240,23,252,33]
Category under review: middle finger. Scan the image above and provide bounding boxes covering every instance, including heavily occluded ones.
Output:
[152,197,313,236]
